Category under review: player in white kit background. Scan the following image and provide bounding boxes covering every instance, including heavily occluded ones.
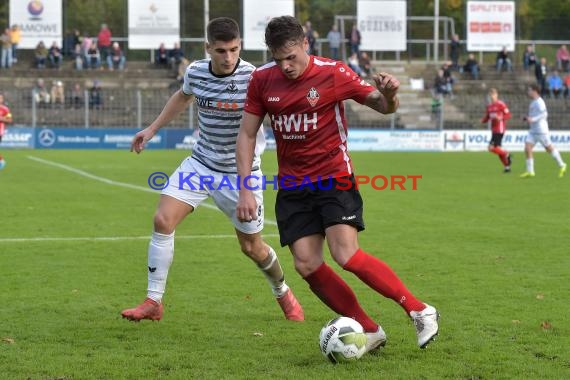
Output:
[122,17,304,322]
[520,84,566,178]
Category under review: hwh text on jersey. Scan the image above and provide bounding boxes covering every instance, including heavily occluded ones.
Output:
[270,113,318,133]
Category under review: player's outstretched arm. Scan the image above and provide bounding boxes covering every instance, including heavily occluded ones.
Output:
[363,72,400,114]
[236,111,264,222]
[131,89,194,154]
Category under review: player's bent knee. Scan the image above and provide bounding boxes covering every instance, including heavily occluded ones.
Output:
[238,237,266,262]
[153,211,176,235]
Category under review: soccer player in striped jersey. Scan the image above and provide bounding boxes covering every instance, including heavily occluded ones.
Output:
[520,84,567,178]
[236,16,438,351]
[122,17,304,322]
[481,88,512,172]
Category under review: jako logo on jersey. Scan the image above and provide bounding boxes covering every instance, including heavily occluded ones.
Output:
[226,80,238,93]
[271,113,318,132]
[267,96,280,102]
[306,87,320,107]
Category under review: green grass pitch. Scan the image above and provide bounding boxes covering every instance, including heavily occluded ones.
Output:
[0,149,569,379]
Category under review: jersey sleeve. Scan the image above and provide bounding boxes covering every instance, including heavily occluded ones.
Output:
[181,65,193,96]
[332,62,376,104]
[502,102,511,120]
[244,70,266,117]
[481,106,490,123]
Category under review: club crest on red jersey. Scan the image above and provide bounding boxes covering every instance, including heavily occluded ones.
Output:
[306,87,320,107]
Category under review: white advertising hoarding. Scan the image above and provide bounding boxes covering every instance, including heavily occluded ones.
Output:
[348,130,443,151]
[467,1,515,51]
[10,0,62,49]
[358,0,406,51]
[243,0,294,50]
[128,0,180,49]
[444,130,570,152]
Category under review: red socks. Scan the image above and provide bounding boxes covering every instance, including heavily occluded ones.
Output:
[343,249,425,314]
[304,262,378,332]
[490,147,509,166]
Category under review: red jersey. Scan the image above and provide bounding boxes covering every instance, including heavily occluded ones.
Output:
[0,104,11,136]
[244,56,375,185]
[481,100,511,133]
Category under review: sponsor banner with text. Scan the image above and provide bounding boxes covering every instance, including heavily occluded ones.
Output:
[444,130,570,152]
[348,130,443,151]
[10,0,62,49]
[34,128,165,149]
[467,1,515,51]
[243,0,294,51]
[358,0,407,51]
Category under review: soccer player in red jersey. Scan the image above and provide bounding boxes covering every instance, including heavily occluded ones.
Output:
[0,93,13,163]
[236,16,439,351]
[481,88,512,172]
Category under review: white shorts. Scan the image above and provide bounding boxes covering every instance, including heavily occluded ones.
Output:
[525,132,552,148]
[161,157,264,234]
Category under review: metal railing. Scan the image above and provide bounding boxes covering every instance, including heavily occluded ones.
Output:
[3,80,569,131]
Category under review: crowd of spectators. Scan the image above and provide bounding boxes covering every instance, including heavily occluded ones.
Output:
[433,37,570,100]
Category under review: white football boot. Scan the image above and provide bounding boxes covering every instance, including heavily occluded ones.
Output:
[410,303,439,348]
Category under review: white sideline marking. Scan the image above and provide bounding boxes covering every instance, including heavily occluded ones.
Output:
[0,234,280,243]
[26,156,278,226]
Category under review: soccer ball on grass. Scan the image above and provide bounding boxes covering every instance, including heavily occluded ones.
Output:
[319,316,367,363]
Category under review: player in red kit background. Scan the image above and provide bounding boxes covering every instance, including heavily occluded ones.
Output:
[0,93,13,164]
[236,16,439,353]
[481,88,512,172]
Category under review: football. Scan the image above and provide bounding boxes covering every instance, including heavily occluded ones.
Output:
[319,316,367,363]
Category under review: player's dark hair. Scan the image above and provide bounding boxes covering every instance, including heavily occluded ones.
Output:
[528,83,540,93]
[265,16,304,51]
[207,17,240,43]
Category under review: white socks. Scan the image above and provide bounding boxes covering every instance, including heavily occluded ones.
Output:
[550,149,565,167]
[258,247,289,298]
[147,231,175,303]
[526,158,534,174]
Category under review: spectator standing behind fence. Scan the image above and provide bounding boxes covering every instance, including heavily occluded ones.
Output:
[89,80,103,109]
[496,47,512,72]
[10,25,20,64]
[81,34,92,61]
[86,42,101,69]
[535,57,548,96]
[450,34,460,70]
[169,42,184,72]
[70,82,84,108]
[1,28,12,69]
[34,41,48,69]
[155,43,169,67]
[564,73,570,98]
[434,69,451,97]
[73,43,84,70]
[359,52,372,78]
[97,24,112,63]
[347,52,364,76]
[107,42,125,71]
[523,45,537,71]
[304,21,317,55]
[33,78,51,105]
[463,53,479,80]
[48,41,63,69]
[63,29,80,57]
[442,61,455,98]
[327,24,341,60]
[349,23,361,56]
[50,80,65,106]
[547,71,563,99]
[556,44,569,73]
